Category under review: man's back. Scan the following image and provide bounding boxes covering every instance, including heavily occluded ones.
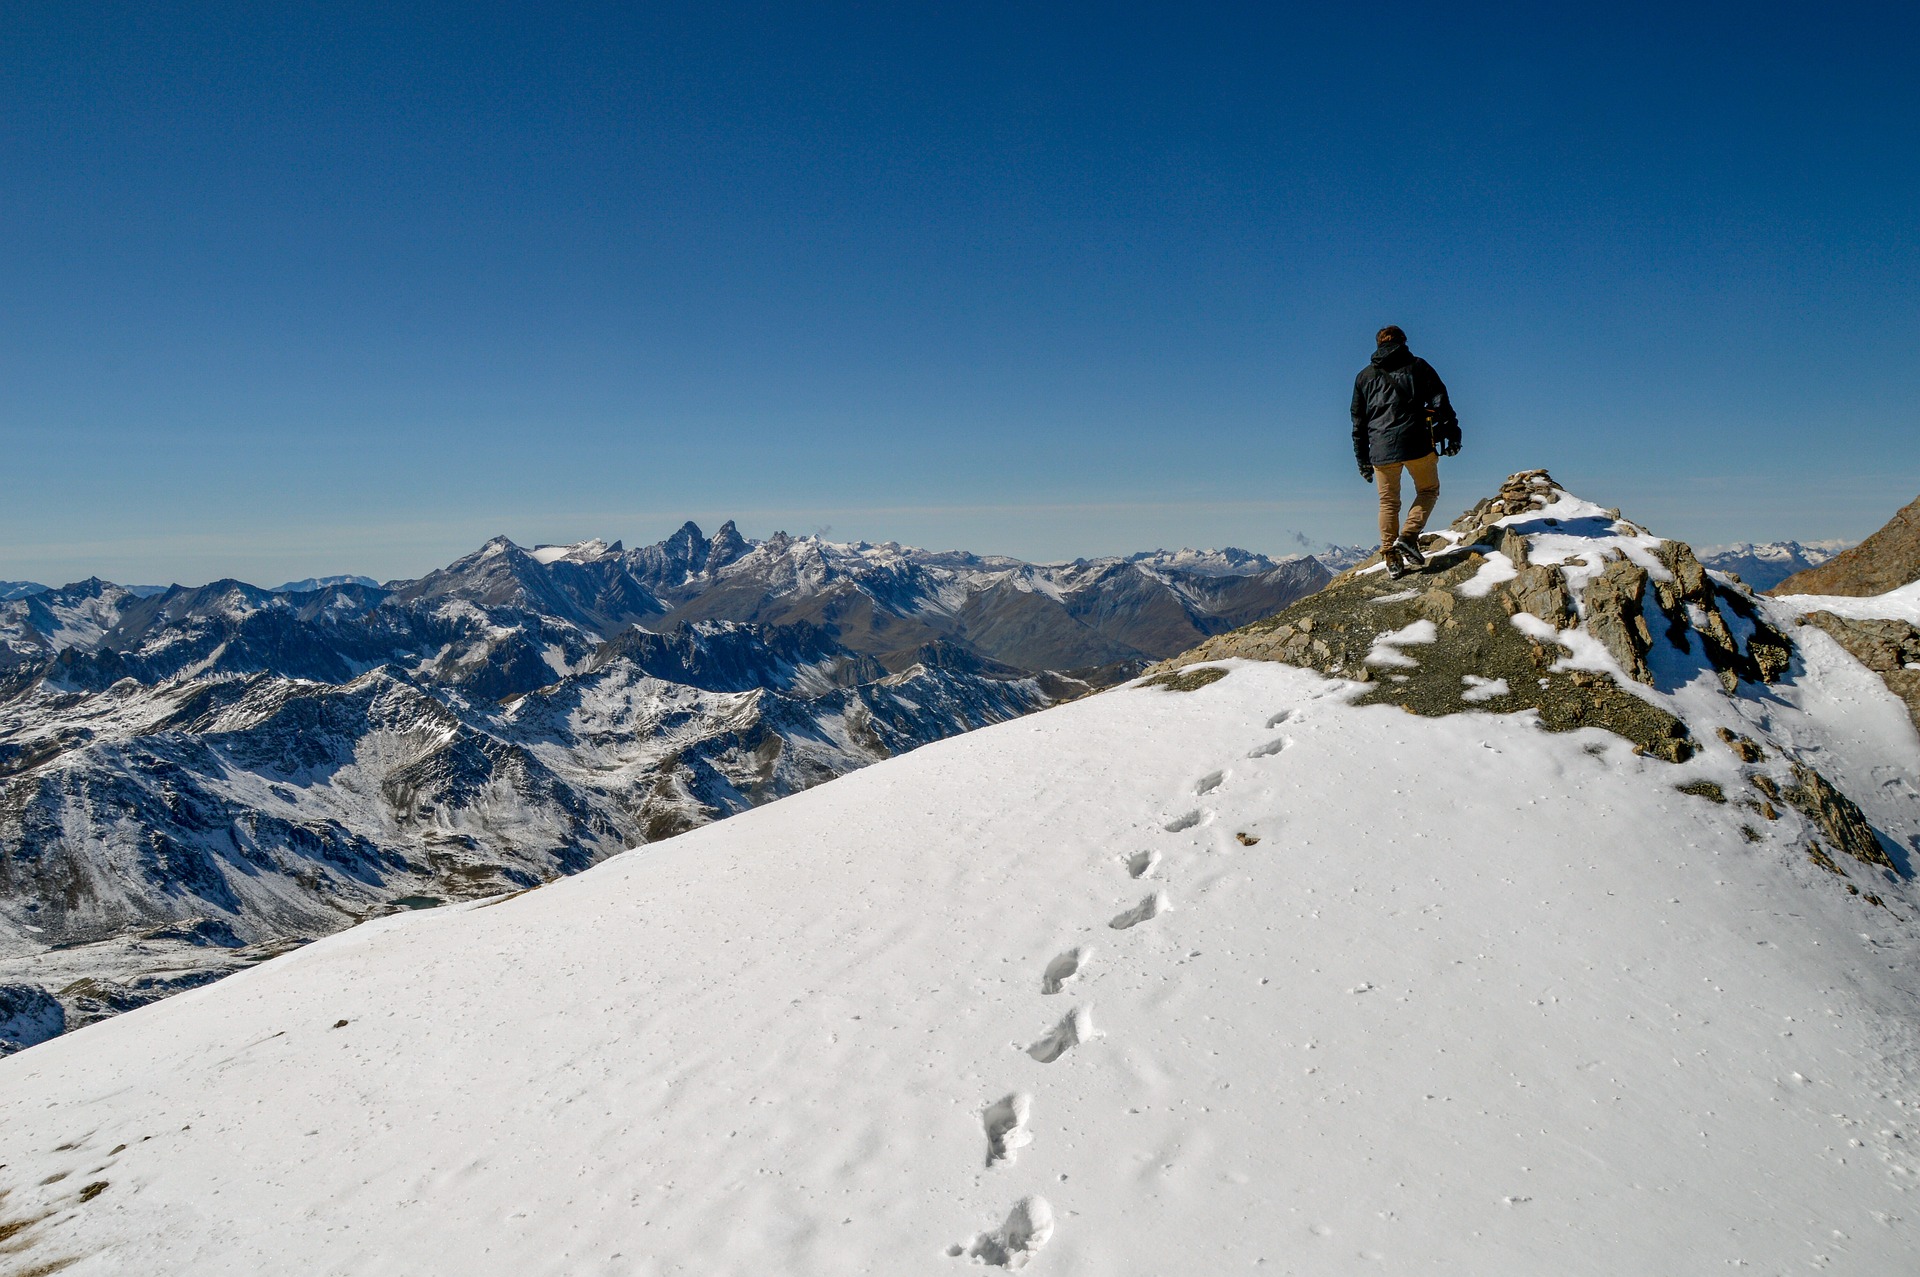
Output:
[1349,325,1461,579]
[1352,338,1454,467]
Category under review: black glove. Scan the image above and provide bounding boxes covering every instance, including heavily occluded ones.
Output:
[1359,462,1374,483]
[1433,420,1462,457]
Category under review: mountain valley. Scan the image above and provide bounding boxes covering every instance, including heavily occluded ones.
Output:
[0,524,1342,1044]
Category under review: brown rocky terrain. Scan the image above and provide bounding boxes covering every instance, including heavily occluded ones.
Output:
[1771,492,1920,597]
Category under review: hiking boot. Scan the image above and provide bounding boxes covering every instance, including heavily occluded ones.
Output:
[1383,545,1409,580]
[1392,536,1427,569]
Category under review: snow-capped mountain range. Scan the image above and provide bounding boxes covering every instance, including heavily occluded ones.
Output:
[1,524,1341,686]
[1,472,1915,1273]
[0,525,1338,1040]
[265,574,382,594]
[1697,538,1853,592]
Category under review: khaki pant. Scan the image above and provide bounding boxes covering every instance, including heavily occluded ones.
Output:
[1375,452,1439,549]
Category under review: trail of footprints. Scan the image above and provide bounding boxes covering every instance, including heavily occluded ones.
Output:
[951,704,1302,1266]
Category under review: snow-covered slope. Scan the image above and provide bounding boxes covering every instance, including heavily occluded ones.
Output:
[2,477,1917,1274]
[1772,581,1920,736]
[1776,580,1920,626]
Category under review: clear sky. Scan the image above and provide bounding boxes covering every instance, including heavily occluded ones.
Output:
[2,2,1915,587]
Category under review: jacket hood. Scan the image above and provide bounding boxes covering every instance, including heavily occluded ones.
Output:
[1371,341,1413,370]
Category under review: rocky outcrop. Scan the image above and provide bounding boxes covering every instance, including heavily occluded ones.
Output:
[1582,558,1656,686]
[1780,762,1895,871]
[0,983,63,1055]
[1154,538,1700,762]
[1771,493,1920,597]
[1143,470,1901,901]
[1146,470,1814,764]
[1508,564,1575,627]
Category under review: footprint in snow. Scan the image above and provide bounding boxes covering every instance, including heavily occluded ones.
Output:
[1194,769,1226,795]
[1247,736,1290,759]
[1164,810,1206,833]
[1125,849,1160,879]
[1040,947,1088,995]
[1267,709,1295,727]
[1110,891,1168,930]
[1026,1006,1097,1063]
[949,1196,1055,1268]
[982,1093,1033,1167]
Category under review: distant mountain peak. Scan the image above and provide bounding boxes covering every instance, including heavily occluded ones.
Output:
[268,574,381,594]
[529,539,621,566]
[1694,540,1851,593]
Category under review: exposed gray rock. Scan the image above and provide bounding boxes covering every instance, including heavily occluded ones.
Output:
[1507,564,1574,628]
[1582,557,1655,686]
[1780,763,1894,871]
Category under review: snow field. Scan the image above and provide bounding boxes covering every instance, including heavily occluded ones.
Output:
[0,658,1917,1274]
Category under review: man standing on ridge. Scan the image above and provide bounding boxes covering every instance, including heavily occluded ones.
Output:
[1351,325,1462,579]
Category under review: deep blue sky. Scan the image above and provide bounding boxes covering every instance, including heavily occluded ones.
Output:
[3,2,1915,586]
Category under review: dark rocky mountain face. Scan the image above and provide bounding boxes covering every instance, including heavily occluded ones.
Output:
[0,523,1339,1047]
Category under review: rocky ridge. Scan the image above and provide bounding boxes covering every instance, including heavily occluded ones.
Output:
[1772,492,1920,598]
[1147,469,1902,893]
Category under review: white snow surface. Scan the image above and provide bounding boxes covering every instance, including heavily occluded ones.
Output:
[530,538,617,566]
[3,657,1919,1274]
[1771,580,1920,626]
[1456,549,1519,598]
[1363,619,1438,668]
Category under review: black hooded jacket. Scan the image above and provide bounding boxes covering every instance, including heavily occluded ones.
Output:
[1351,341,1456,467]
